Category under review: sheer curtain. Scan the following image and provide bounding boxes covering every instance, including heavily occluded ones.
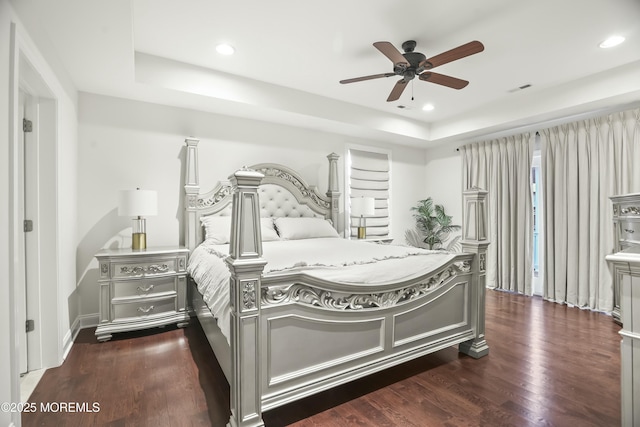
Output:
[461,134,534,293]
[541,108,640,311]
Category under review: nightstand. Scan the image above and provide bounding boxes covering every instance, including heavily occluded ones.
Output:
[610,192,640,324]
[94,246,190,342]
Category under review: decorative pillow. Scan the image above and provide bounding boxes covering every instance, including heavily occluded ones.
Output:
[201,216,280,244]
[274,217,339,240]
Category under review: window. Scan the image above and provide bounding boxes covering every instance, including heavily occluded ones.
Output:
[347,147,391,238]
[531,149,543,296]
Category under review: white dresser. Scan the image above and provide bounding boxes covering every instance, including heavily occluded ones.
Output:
[610,193,640,324]
[606,246,640,426]
[95,246,190,342]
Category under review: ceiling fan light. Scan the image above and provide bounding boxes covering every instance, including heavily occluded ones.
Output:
[599,36,625,48]
[422,104,435,111]
[216,43,235,55]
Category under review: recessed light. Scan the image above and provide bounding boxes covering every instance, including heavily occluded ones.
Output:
[422,104,435,111]
[216,43,235,55]
[599,35,625,48]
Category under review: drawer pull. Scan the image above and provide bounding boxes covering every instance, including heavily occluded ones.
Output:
[120,264,169,275]
[136,284,155,293]
[137,305,155,314]
[624,229,635,234]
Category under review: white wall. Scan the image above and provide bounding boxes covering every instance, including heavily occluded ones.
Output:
[76,92,427,317]
[424,144,464,233]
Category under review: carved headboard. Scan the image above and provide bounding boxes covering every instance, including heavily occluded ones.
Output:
[183,138,341,251]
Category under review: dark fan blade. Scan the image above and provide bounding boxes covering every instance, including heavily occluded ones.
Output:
[340,73,396,84]
[373,41,409,67]
[387,79,409,102]
[419,72,469,89]
[419,41,484,69]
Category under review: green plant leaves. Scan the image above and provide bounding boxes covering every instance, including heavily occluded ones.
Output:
[410,197,461,250]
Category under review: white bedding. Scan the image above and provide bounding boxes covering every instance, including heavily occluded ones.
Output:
[187,238,455,342]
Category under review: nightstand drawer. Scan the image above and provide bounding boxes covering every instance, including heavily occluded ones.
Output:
[111,276,179,299]
[112,259,178,279]
[619,221,640,243]
[112,296,177,322]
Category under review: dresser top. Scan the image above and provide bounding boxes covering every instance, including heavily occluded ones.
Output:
[95,246,189,257]
[606,245,640,263]
[610,192,640,202]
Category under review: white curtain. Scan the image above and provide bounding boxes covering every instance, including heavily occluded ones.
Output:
[541,108,640,311]
[461,134,534,293]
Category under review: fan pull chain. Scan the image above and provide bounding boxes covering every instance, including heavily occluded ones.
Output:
[411,80,414,101]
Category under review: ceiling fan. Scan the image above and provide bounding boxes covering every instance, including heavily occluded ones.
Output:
[340,40,484,102]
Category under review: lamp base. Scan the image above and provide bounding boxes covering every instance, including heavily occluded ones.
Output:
[132,232,147,250]
[131,217,147,249]
[357,226,366,239]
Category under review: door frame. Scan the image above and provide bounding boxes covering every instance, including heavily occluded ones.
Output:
[9,22,62,423]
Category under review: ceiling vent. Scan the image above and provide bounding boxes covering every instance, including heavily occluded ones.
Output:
[508,83,532,93]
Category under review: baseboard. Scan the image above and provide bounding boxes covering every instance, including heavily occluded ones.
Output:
[62,314,99,360]
[62,322,76,361]
[79,313,99,330]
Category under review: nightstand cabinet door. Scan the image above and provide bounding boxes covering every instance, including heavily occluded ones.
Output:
[95,247,190,342]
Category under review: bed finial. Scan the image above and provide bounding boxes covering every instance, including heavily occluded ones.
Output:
[462,187,488,242]
[327,153,341,230]
[184,137,200,250]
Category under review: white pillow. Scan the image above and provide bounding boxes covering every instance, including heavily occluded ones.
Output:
[260,218,280,241]
[201,216,280,244]
[201,216,232,244]
[274,217,339,240]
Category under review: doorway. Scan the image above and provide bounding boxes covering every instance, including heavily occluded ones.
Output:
[14,51,59,378]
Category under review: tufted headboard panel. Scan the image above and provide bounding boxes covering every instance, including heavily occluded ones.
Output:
[201,184,324,219]
[258,184,324,219]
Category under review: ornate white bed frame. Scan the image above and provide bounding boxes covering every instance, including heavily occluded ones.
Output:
[183,137,490,427]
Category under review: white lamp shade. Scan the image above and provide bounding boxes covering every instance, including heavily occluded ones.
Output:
[351,197,375,216]
[118,189,158,217]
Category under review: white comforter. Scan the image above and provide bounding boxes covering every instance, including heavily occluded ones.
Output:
[187,238,455,342]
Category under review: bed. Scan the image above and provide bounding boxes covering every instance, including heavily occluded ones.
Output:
[183,137,490,427]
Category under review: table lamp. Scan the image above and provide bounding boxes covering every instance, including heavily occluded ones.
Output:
[351,196,375,239]
[118,188,157,249]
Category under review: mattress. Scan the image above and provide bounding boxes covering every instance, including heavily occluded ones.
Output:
[187,238,455,342]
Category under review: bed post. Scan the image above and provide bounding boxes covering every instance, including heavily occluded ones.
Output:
[458,187,490,358]
[226,168,267,427]
[184,137,200,252]
[326,152,341,229]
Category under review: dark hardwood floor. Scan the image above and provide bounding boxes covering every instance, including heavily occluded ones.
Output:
[22,290,621,427]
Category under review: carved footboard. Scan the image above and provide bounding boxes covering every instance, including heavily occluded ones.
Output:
[258,256,478,410]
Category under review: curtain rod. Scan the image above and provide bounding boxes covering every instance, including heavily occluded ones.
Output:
[455,130,542,151]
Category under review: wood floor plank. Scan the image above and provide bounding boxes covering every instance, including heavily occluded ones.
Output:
[23,290,620,426]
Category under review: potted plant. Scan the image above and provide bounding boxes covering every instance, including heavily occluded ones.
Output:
[405,198,461,251]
